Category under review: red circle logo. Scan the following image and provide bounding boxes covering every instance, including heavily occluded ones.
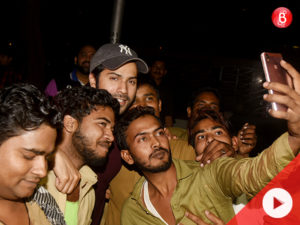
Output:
[272,7,293,28]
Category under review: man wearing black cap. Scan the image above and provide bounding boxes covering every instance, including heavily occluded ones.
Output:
[89,43,148,114]
[88,43,148,225]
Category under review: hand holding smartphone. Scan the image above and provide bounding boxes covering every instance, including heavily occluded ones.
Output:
[260,52,290,112]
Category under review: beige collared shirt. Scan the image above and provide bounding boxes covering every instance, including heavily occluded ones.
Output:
[42,165,97,225]
[0,201,51,225]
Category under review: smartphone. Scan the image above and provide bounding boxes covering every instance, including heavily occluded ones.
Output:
[260,52,288,112]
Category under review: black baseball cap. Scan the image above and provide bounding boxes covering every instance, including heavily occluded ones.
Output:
[90,43,149,74]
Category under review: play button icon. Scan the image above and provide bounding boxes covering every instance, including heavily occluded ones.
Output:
[263,188,293,218]
[273,197,283,209]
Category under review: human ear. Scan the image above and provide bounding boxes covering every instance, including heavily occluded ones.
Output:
[121,150,134,165]
[187,107,192,118]
[231,136,239,152]
[158,99,162,113]
[63,115,78,133]
[89,73,97,88]
[164,128,172,140]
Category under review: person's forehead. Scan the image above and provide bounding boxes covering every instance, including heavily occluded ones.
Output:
[128,115,160,134]
[84,105,115,122]
[196,92,219,102]
[152,60,165,68]
[194,118,225,132]
[93,105,114,115]
[137,84,157,96]
[79,45,96,54]
[0,124,56,153]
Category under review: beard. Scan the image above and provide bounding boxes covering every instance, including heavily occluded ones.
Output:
[72,129,108,167]
[76,62,90,75]
[132,147,172,173]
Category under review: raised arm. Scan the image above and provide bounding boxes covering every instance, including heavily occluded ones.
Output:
[263,60,300,155]
[212,60,300,199]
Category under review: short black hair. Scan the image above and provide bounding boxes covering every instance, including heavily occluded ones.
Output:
[148,55,168,68]
[114,106,161,150]
[188,109,232,147]
[188,87,222,109]
[54,86,120,126]
[74,42,97,58]
[137,74,160,99]
[0,83,61,145]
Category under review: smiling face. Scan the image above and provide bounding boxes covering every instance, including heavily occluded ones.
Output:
[191,118,232,157]
[122,114,171,173]
[94,62,138,114]
[0,124,57,200]
[130,84,162,117]
[72,105,115,167]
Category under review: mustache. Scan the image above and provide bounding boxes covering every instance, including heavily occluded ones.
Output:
[149,147,169,159]
[113,94,130,101]
[97,140,112,148]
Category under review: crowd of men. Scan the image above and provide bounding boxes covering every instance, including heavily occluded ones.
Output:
[1,42,300,225]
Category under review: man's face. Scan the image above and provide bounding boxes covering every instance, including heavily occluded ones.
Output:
[72,106,115,167]
[124,115,171,173]
[95,62,138,114]
[188,92,220,118]
[130,84,162,117]
[0,124,56,200]
[149,60,167,80]
[75,45,96,75]
[191,118,232,157]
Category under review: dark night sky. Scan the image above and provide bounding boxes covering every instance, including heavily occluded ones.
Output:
[1,0,300,93]
[41,0,300,59]
[2,0,300,61]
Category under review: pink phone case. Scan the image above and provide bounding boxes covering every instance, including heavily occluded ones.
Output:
[260,52,288,111]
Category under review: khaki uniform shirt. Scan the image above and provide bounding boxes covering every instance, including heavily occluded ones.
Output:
[168,126,188,141]
[0,201,51,225]
[42,165,97,225]
[104,139,195,225]
[121,133,294,224]
[26,201,52,225]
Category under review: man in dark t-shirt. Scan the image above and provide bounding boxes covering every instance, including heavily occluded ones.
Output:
[45,44,96,96]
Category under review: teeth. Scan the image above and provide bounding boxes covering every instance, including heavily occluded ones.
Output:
[117,99,126,103]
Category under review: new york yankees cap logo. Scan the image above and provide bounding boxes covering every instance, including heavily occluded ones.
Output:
[90,43,148,74]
